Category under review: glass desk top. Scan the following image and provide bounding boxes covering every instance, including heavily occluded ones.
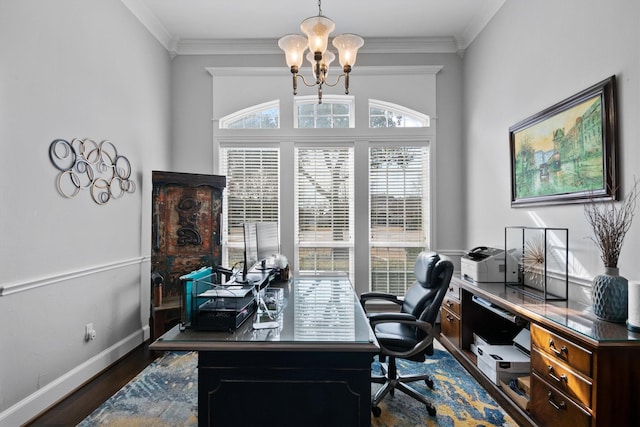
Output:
[150,273,379,352]
[453,276,640,343]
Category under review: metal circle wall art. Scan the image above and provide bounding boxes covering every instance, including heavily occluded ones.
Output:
[49,138,136,205]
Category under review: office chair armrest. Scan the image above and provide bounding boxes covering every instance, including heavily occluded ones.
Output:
[369,316,435,359]
[360,292,402,310]
[367,312,416,323]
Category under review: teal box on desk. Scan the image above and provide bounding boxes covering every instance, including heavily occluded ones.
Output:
[180,265,259,331]
[180,266,215,328]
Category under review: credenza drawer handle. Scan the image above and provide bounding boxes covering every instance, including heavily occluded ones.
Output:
[547,365,568,383]
[446,301,454,308]
[548,339,568,357]
[547,391,566,411]
[446,314,454,322]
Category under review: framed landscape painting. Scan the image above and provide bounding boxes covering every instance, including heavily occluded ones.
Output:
[509,76,618,207]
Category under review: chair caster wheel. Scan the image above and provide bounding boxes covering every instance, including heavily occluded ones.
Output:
[425,377,434,389]
[372,406,382,417]
[426,404,437,416]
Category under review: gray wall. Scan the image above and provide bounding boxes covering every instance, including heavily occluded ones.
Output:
[463,0,640,299]
[0,1,171,424]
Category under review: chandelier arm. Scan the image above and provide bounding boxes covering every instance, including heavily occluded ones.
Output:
[296,74,320,88]
[320,73,345,88]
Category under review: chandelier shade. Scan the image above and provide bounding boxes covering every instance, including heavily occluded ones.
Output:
[277,0,363,103]
[278,34,308,69]
[300,15,335,55]
[332,34,364,68]
[306,50,335,80]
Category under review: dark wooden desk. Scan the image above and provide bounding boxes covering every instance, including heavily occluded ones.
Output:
[440,276,640,427]
[150,274,379,427]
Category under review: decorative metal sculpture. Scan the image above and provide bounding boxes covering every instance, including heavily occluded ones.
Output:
[49,138,136,205]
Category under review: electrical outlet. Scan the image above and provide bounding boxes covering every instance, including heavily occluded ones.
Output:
[85,323,96,341]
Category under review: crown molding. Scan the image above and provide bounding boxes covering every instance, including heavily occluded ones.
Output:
[206,65,443,78]
[120,0,506,57]
[120,0,174,52]
[179,37,461,56]
[456,0,506,50]
[122,0,507,57]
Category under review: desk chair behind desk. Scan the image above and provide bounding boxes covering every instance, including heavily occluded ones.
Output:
[361,251,454,418]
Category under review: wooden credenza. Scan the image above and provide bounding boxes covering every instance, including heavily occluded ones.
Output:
[439,276,640,427]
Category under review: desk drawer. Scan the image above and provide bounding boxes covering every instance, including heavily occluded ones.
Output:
[447,282,460,300]
[531,347,592,408]
[531,372,591,427]
[441,307,461,348]
[442,296,461,316]
[530,324,592,377]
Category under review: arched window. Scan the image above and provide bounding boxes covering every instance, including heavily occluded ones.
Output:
[219,100,279,129]
[369,99,430,128]
[294,95,355,128]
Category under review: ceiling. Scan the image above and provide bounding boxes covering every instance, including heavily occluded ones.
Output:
[121,0,506,55]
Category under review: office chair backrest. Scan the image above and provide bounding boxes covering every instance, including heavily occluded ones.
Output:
[402,251,454,330]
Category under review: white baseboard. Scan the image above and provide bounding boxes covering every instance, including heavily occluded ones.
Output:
[0,329,145,427]
[142,324,151,341]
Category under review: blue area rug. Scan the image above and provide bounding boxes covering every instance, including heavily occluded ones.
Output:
[78,341,516,426]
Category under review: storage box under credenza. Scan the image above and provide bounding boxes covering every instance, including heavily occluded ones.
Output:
[477,344,530,385]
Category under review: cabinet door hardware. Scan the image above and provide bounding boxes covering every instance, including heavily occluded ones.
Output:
[547,365,568,383]
[548,339,568,357]
[547,391,567,410]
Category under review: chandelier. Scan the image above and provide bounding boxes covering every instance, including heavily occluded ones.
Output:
[278,0,364,104]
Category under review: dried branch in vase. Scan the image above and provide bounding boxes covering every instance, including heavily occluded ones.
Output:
[584,178,639,268]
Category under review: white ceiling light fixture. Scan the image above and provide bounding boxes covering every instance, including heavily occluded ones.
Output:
[278,0,364,104]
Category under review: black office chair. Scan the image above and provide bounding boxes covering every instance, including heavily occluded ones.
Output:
[360,251,454,417]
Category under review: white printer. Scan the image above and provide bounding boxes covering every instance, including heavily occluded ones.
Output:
[477,329,531,385]
[461,246,519,283]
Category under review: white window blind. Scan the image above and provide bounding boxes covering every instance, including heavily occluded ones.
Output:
[220,147,280,266]
[369,146,429,295]
[295,146,354,277]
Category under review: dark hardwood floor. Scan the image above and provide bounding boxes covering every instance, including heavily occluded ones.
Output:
[25,343,157,426]
[23,325,443,426]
